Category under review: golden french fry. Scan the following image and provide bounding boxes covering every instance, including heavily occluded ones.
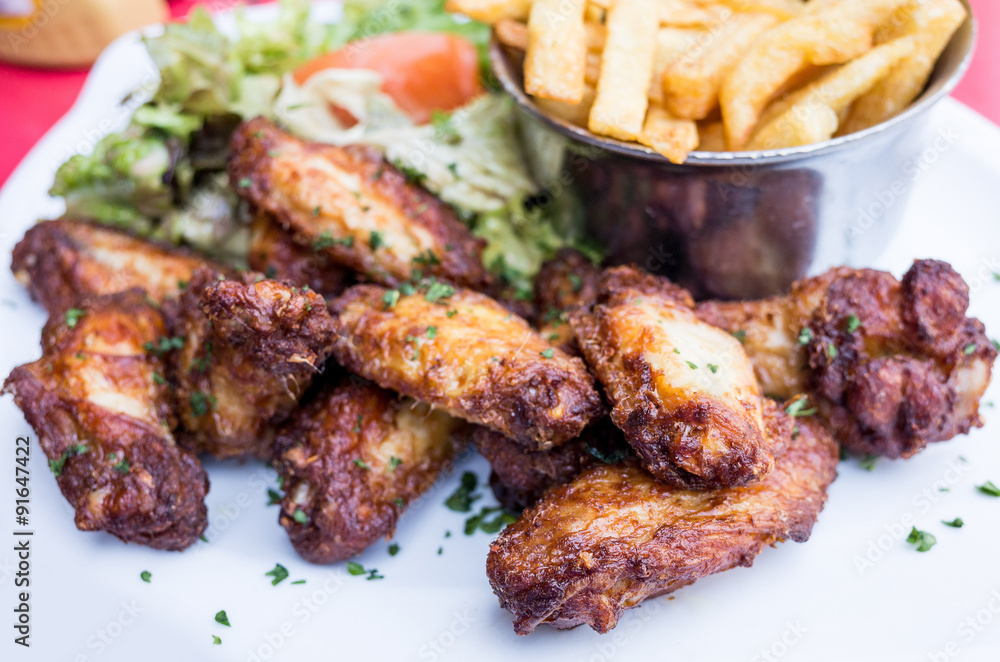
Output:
[720,0,911,149]
[495,19,604,54]
[747,36,916,149]
[589,0,730,28]
[840,0,967,134]
[536,85,597,127]
[649,27,707,104]
[696,120,728,151]
[444,0,532,23]
[525,0,588,103]
[701,0,806,20]
[663,13,778,120]
[637,105,700,163]
[589,0,660,141]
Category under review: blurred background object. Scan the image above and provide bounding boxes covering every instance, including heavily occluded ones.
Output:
[0,0,168,67]
[0,0,996,185]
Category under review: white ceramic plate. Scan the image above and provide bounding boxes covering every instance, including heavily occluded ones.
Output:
[2,6,1000,662]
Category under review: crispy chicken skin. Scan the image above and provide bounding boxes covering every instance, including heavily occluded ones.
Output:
[10,219,221,315]
[695,260,997,457]
[571,266,772,488]
[534,248,602,352]
[475,419,629,511]
[3,291,208,550]
[274,378,466,563]
[229,117,492,290]
[169,269,337,459]
[487,407,837,635]
[248,211,353,298]
[329,283,604,450]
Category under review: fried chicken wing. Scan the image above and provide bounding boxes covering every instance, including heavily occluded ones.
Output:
[534,248,602,352]
[475,418,629,511]
[571,266,773,488]
[11,219,221,315]
[248,211,353,298]
[695,260,997,457]
[329,283,603,450]
[274,378,466,563]
[3,291,208,550]
[487,406,838,635]
[228,117,492,290]
[169,269,337,459]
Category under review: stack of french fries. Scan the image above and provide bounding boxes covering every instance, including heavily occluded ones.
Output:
[447,0,967,163]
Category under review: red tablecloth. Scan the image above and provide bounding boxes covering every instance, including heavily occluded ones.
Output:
[0,0,997,186]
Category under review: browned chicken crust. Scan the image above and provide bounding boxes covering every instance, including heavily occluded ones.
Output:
[3,290,208,550]
[10,219,222,315]
[487,408,837,635]
[228,117,491,290]
[571,266,773,488]
[696,260,997,457]
[274,378,466,563]
[534,248,602,352]
[169,269,337,459]
[249,211,353,298]
[330,283,603,450]
[475,419,629,511]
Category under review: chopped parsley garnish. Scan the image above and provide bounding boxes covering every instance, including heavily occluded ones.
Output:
[547,333,561,342]
[437,547,443,555]
[785,398,816,417]
[200,534,209,543]
[394,497,405,508]
[388,456,402,471]
[237,177,251,189]
[291,580,305,585]
[672,348,681,354]
[992,339,1000,351]
[388,543,400,556]
[942,517,964,528]
[731,330,747,344]
[140,571,151,583]
[859,455,877,471]
[976,480,1000,497]
[312,206,321,216]
[352,415,363,433]
[686,361,698,370]
[541,349,555,359]
[382,290,400,310]
[394,161,427,186]
[347,562,365,576]
[426,326,438,339]
[65,308,85,328]
[366,569,384,581]
[113,455,130,474]
[905,527,936,552]
[152,372,166,385]
[215,610,231,627]
[707,364,719,373]
[845,314,862,333]
[190,392,216,417]
[49,444,88,476]
[292,509,308,524]
[369,231,385,250]
[313,232,354,251]
[424,281,455,303]
[267,489,282,506]
[964,343,976,355]
[446,309,458,318]
[265,563,289,586]
[144,336,184,355]
[464,506,517,535]
[798,327,812,345]
[353,458,371,470]
[431,110,459,143]
[212,635,222,645]
[444,472,480,513]
[827,344,838,359]
[568,274,583,292]
[413,250,440,267]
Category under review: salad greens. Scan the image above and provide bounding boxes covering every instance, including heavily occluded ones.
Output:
[49,0,596,286]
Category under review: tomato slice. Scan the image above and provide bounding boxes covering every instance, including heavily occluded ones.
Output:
[292,32,482,125]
